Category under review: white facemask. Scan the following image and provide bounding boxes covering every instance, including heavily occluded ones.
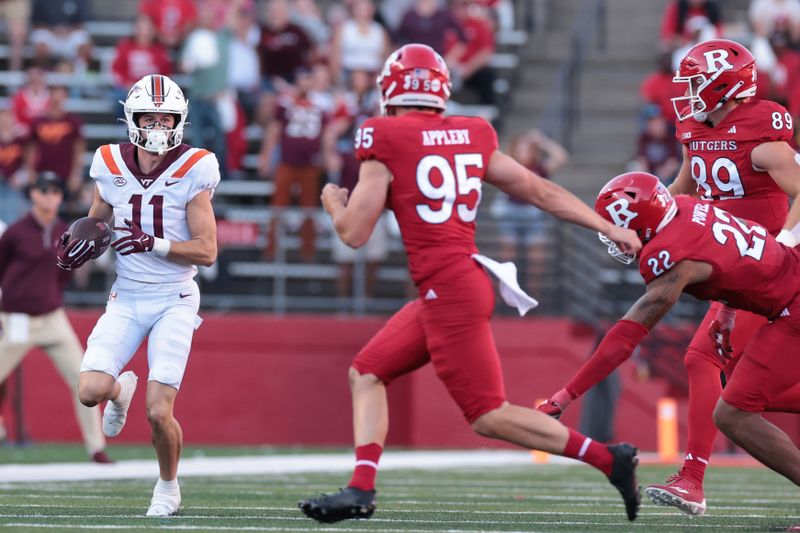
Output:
[144,130,169,155]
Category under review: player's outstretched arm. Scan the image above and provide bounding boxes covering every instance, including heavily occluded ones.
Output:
[323,160,391,248]
[539,260,711,417]
[484,150,642,256]
[752,141,800,246]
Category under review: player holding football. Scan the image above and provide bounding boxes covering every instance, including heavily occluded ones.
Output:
[56,74,219,517]
[561,171,800,503]
[298,44,644,524]
[539,39,800,516]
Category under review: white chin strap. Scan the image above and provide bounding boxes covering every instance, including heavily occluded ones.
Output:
[144,131,169,155]
[692,80,745,123]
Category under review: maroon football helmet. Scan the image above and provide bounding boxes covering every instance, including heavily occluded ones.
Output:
[377,44,451,114]
[672,39,757,122]
[595,172,677,263]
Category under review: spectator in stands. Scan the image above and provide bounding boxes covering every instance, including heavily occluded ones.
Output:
[0,109,28,224]
[763,28,800,105]
[11,65,50,136]
[291,0,331,48]
[397,0,468,62]
[258,0,314,87]
[181,0,239,179]
[0,172,111,463]
[309,60,337,114]
[324,69,388,300]
[330,0,391,85]
[0,0,31,71]
[490,130,568,294]
[640,51,683,123]
[447,0,497,106]
[259,68,328,262]
[24,85,85,198]
[628,105,680,185]
[378,0,416,34]
[660,0,721,50]
[671,14,720,71]
[256,0,314,124]
[110,15,173,120]
[30,0,92,70]
[138,0,198,51]
[749,0,800,43]
[228,3,261,122]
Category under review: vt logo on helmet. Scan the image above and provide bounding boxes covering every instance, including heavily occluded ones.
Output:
[672,39,757,122]
[595,172,677,264]
[120,74,189,154]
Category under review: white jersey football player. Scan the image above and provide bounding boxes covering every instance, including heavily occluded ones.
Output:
[69,74,219,517]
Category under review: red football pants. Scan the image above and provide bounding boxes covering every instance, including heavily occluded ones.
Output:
[353,262,506,423]
[683,300,800,461]
[722,293,800,412]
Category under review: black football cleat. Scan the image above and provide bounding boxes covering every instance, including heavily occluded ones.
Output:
[606,443,641,521]
[299,487,376,523]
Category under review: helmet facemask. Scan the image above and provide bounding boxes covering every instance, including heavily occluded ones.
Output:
[120,75,188,155]
[672,71,747,122]
[672,72,712,122]
[598,232,637,265]
[126,112,185,155]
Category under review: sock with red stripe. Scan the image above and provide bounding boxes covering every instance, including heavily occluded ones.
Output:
[562,428,613,476]
[348,443,383,491]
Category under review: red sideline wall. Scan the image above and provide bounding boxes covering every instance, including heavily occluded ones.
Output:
[5,311,799,451]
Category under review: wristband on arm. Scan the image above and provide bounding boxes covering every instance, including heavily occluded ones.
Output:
[776,229,797,247]
[152,237,171,257]
[566,319,649,398]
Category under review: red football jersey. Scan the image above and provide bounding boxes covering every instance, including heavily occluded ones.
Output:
[355,111,498,285]
[639,195,800,318]
[675,99,792,235]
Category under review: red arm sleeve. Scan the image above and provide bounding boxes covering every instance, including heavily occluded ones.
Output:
[565,319,650,398]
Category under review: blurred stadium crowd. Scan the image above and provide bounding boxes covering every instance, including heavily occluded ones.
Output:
[0,0,529,305]
[0,0,798,306]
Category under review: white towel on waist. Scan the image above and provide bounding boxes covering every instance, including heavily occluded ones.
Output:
[471,253,539,316]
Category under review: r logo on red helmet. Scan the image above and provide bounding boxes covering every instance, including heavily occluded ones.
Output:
[605,198,639,228]
[703,49,733,73]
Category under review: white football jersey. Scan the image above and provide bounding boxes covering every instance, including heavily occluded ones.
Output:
[90,143,220,283]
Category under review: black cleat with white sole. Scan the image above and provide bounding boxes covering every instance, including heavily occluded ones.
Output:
[606,443,641,521]
[299,487,376,523]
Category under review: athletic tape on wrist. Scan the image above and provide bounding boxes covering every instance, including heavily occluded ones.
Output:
[153,237,171,257]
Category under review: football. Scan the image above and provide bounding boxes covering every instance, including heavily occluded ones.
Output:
[67,217,113,259]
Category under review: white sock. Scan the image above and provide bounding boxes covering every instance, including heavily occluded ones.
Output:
[155,478,179,493]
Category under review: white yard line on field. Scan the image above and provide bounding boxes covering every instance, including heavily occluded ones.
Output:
[0,450,578,483]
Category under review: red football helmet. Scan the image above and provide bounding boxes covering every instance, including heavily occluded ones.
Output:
[672,38,757,122]
[377,44,451,114]
[595,172,677,264]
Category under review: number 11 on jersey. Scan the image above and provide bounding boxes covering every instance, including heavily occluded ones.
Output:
[130,194,164,238]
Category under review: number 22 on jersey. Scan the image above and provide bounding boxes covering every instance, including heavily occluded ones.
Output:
[415,153,483,224]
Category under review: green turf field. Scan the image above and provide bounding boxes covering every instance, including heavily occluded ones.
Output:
[0,448,798,532]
